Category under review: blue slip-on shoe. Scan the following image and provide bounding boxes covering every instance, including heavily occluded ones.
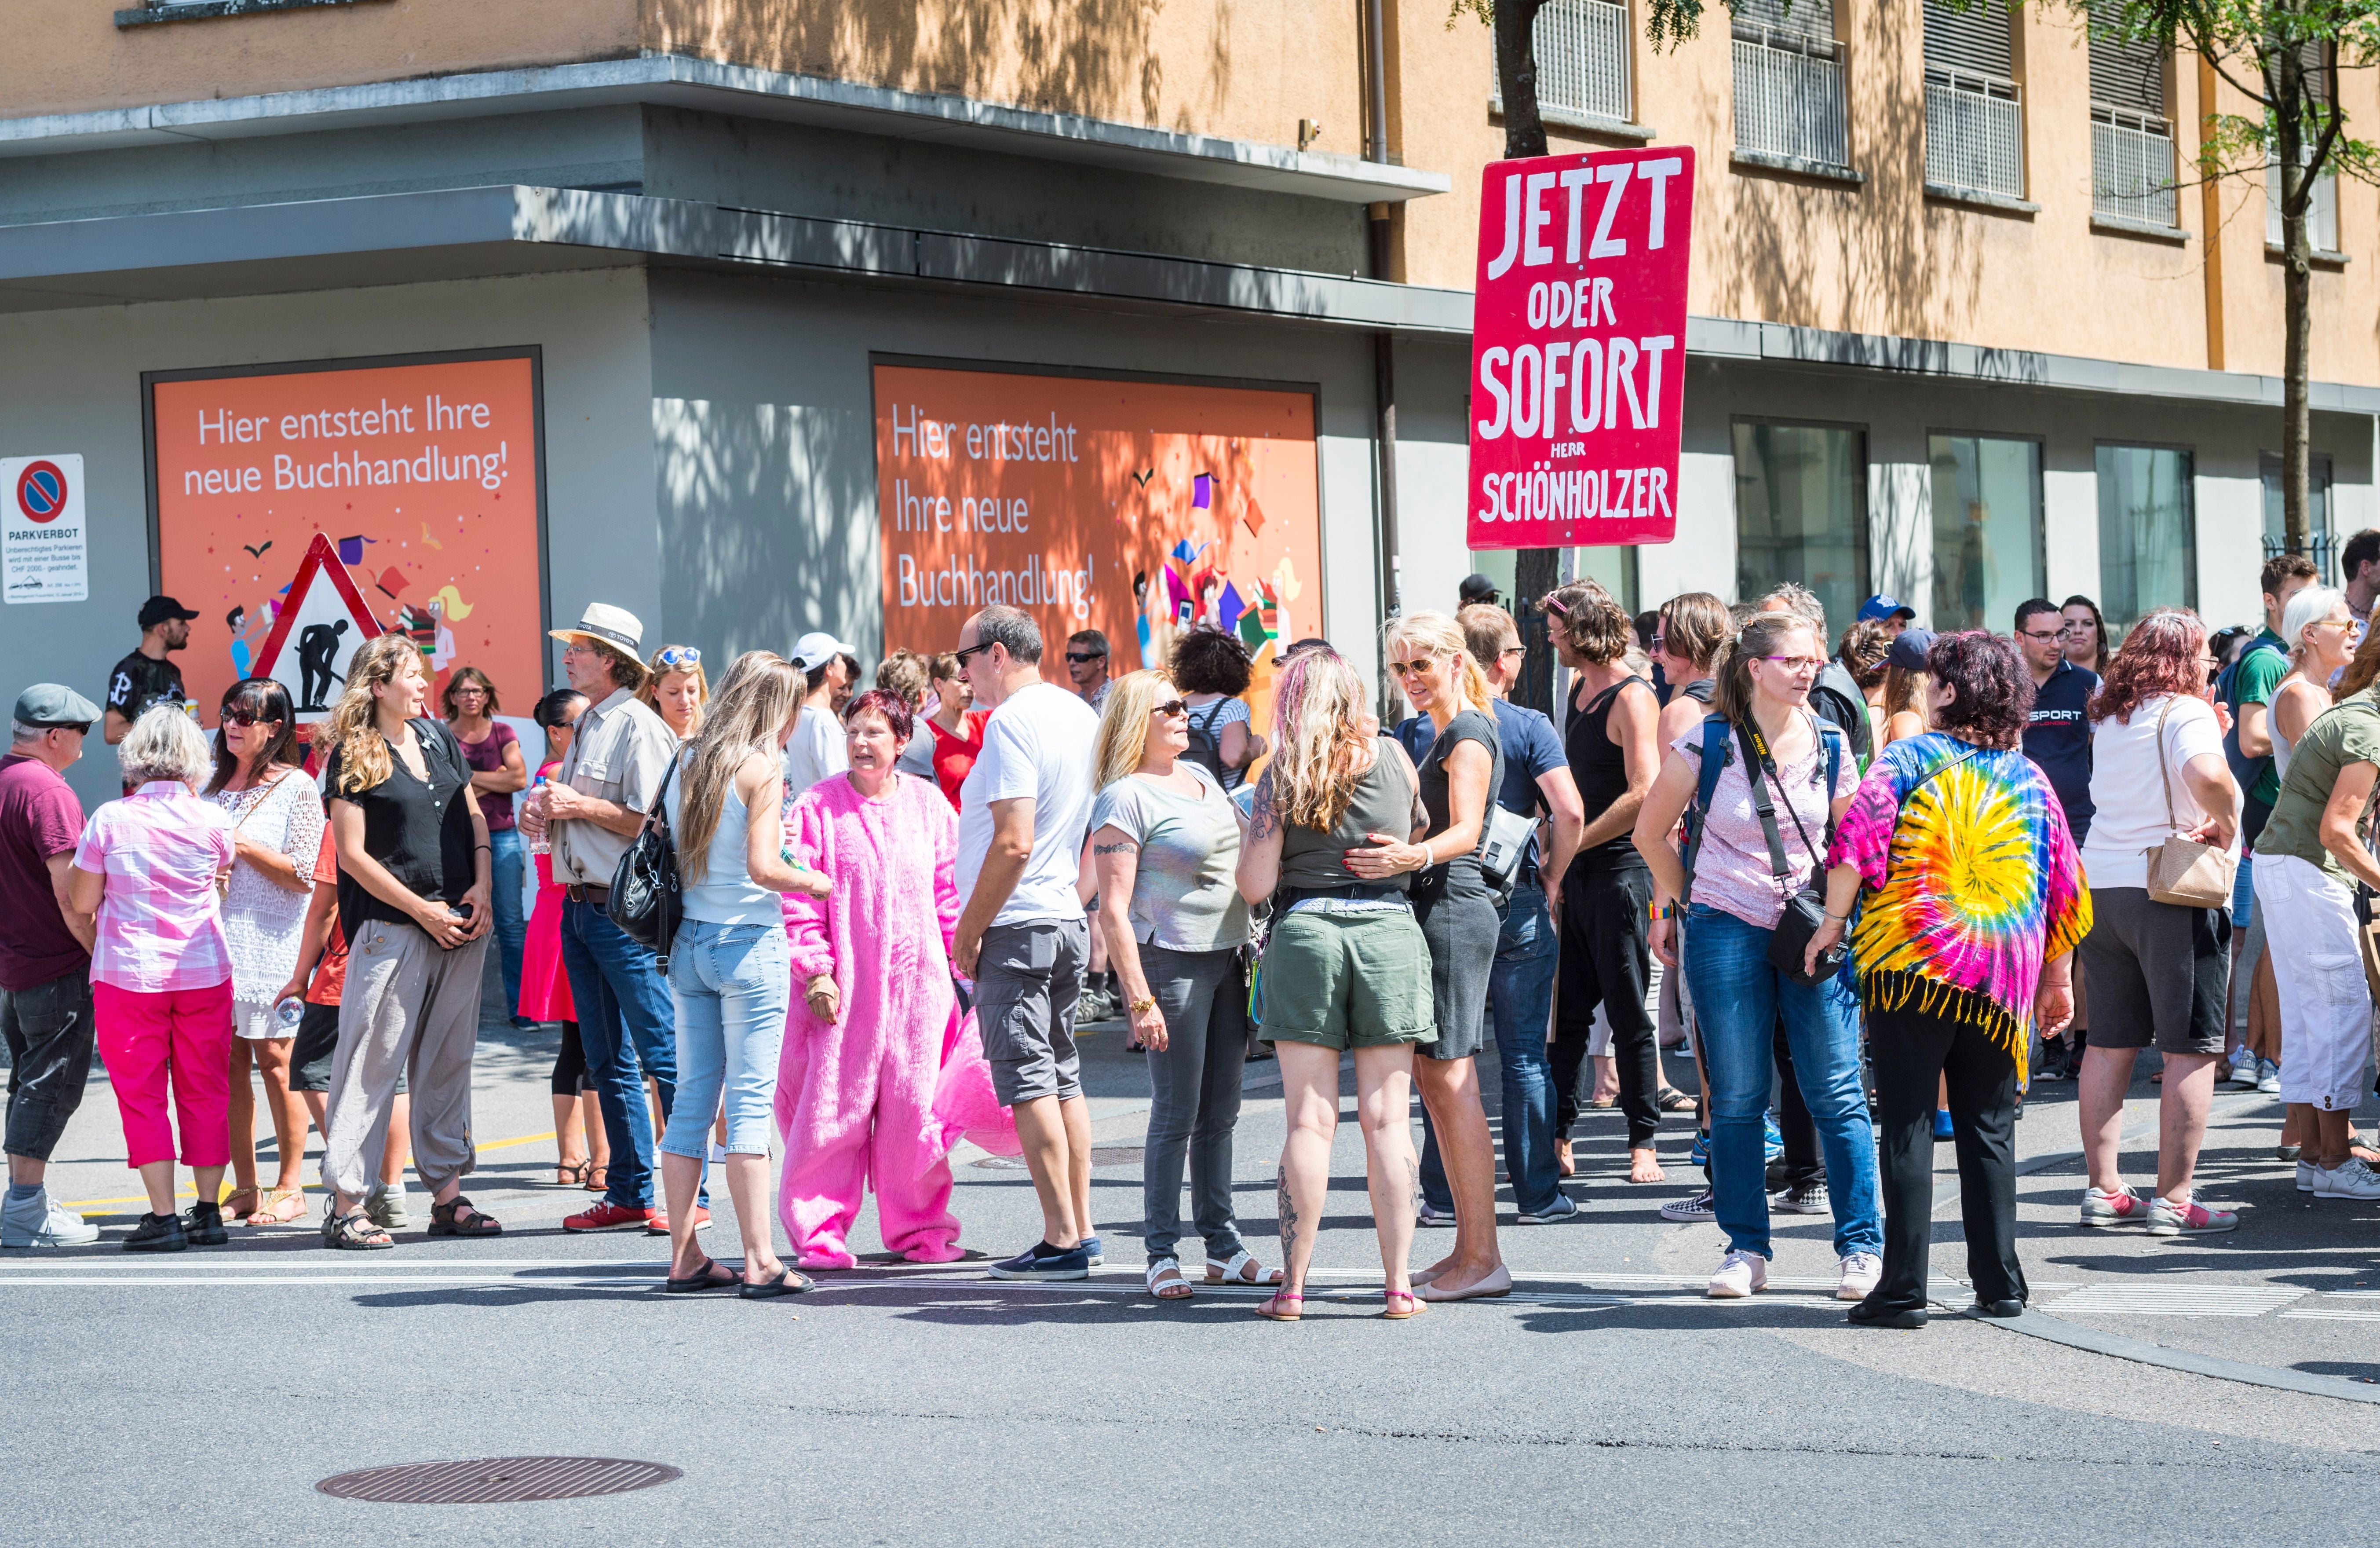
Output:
[1080,1234,1103,1266]
[1933,1108,1955,1142]
[987,1240,1093,1281]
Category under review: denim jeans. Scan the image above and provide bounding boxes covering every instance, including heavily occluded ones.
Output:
[1681,904,1881,1260]
[488,827,528,1023]
[560,898,694,1209]
[1419,882,1562,1215]
[662,920,789,1160]
[1139,942,1250,1262]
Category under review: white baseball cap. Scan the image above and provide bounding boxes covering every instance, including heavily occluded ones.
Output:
[790,631,854,672]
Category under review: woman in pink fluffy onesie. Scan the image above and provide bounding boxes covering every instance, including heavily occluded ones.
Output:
[777,688,1014,1268]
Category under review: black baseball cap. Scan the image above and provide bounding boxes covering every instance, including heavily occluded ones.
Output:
[139,596,201,629]
[1459,574,1501,606]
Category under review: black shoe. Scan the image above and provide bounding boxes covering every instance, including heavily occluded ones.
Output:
[124,1211,188,1252]
[1845,1298,1927,1329]
[181,1200,228,1246]
[1969,1298,2025,1319]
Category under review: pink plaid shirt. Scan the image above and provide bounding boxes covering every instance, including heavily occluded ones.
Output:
[73,781,234,993]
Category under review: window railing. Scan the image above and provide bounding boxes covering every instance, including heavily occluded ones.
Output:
[1924,66,2024,199]
[2267,150,2340,251]
[2091,103,2177,227]
[1525,0,1633,126]
[1733,27,1850,170]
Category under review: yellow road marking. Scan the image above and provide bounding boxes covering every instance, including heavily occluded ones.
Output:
[58,1130,560,1212]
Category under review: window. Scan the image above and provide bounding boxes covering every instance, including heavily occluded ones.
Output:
[2267,152,2341,252]
[1732,0,1850,171]
[2260,452,2334,571]
[1508,0,1633,127]
[1929,435,2043,632]
[1923,1,2024,199]
[2096,445,2195,630]
[2089,29,2176,225]
[1572,545,1640,614]
[1734,422,1869,633]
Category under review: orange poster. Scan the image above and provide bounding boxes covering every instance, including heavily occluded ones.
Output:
[146,351,544,725]
[875,363,1322,725]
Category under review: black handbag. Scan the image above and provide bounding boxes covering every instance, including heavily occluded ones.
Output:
[1736,721,1845,989]
[606,755,684,963]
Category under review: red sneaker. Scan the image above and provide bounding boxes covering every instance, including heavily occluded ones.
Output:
[647,1205,711,1236]
[564,1201,656,1233]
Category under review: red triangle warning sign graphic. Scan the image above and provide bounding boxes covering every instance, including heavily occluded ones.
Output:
[251,532,386,721]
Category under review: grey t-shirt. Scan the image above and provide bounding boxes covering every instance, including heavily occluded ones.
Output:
[1088,762,1252,951]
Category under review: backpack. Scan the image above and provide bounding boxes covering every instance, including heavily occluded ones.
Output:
[1183,699,1238,789]
[2217,635,2287,794]
[1679,713,1844,907]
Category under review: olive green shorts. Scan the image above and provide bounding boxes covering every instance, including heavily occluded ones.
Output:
[1259,907,1438,1052]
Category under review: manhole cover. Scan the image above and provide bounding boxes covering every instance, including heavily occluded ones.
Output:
[318,1457,680,1504]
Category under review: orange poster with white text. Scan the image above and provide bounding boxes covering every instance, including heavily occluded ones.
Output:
[875,364,1322,728]
[148,351,544,725]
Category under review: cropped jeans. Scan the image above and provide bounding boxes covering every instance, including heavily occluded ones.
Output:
[1681,903,1882,1261]
[662,919,790,1160]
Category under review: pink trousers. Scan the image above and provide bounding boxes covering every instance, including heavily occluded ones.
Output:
[93,979,234,1170]
[778,1036,963,1269]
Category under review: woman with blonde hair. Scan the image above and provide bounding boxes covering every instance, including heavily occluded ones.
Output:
[1351,610,1509,1301]
[1237,645,1434,1319]
[316,633,497,1249]
[1879,628,1936,749]
[639,645,707,742]
[1084,670,1263,1299]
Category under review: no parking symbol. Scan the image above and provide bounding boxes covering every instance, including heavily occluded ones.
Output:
[1,454,88,604]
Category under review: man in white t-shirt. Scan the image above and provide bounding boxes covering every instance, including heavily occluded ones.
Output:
[951,604,1101,1281]
[783,631,854,798]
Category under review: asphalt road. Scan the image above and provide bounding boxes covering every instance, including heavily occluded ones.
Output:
[5,970,2377,1546]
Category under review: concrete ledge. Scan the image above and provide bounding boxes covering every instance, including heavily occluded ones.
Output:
[1923,182,2038,216]
[1489,98,1657,141]
[0,54,1449,205]
[1730,149,1865,187]
[2266,242,2351,269]
[2092,213,2189,245]
[114,0,387,24]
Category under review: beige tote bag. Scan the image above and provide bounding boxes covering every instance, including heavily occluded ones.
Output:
[2142,697,2237,908]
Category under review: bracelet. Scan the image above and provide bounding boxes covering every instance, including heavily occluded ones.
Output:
[1823,910,1850,922]
[1127,995,1158,1016]
[475,844,491,853]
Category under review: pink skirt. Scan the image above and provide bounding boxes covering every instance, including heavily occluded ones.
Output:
[518,850,577,1023]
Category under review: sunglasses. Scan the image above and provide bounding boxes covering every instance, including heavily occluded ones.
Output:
[953,640,997,665]
[222,708,282,728]
[1388,659,1436,677]
[655,645,701,669]
[1152,699,1189,717]
[1065,651,1106,664]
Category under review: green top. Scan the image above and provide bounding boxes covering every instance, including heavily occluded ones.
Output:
[2237,629,2291,805]
[2256,689,2380,883]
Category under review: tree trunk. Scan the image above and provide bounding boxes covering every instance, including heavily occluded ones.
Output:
[1496,0,1550,158]
[2278,42,2311,558]
[1514,548,1559,714]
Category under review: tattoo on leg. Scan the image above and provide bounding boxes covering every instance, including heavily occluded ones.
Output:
[1403,1155,1420,1216]
[1277,1163,1297,1257]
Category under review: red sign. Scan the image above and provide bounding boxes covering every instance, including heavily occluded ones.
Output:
[15,461,66,522]
[249,532,387,722]
[1465,146,1694,551]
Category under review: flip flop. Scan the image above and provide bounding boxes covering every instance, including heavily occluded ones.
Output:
[739,1265,815,1299]
[662,1257,738,1294]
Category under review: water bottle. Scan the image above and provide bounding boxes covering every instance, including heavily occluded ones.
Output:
[274,995,306,1034]
[528,773,551,856]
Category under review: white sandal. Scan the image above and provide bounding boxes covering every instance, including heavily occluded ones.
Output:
[1205,1248,1284,1286]
[1146,1257,1193,1300]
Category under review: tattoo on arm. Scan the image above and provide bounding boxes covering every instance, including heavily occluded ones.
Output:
[1250,771,1278,841]
[1091,841,1138,856]
[1276,1164,1297,1258]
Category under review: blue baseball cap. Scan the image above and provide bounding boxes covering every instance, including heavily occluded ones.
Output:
[1858,594,1916,624]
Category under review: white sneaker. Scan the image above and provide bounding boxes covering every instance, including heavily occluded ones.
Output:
[1706,1248,1769,1299]
[2311,1157,2380,1200]
[0,1190,101,1248]
[2227,1059,2261,1089]
[2297,1159,2320,1193]
[1836,1252,1882,1301]
[2256,1061,2281,1094]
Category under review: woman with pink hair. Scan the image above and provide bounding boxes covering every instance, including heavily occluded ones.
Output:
[778,689,1014,1268]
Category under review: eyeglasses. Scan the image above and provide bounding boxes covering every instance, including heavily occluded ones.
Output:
[2018,627,2073,643]
[450,683,488,697]
[1759,655,1826,674]
[655,646,701,669]
[1649,635,1667,652]
[1388,658,1436,677]
[1152,699,1189,717]
[1500,645,1527,661]
[221,708,281,728]
[1065,651,1106,665]
[952,640,997,665]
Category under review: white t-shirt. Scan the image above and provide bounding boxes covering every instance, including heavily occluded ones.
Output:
[781,700,849,798]
[2080,692,2238,891]
[957,680,1100,926]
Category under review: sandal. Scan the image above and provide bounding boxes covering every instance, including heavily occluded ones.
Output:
[219,1186,263,1223]
[662,1256,738,1294]
[1204,1248,1283,1286]
[1253,1291,1303,1321]
[1656,1087,1699,1113]
[739,1265,813,1299]
[245,1184,307,1225]
[1380,1288,1428,1320]
[427,1195,503,1237]
[1587,1095,1617,1109]
[584,1165,608,1194]
[1146,1257,1194,1300]
[321,1207,392,1251]
[555,1158,592,1189]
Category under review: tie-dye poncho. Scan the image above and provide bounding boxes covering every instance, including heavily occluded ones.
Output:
[1826,733,2092,1080]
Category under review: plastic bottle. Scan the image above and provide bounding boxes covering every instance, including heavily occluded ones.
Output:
[528,772,551,856]
[274,995,306,1034]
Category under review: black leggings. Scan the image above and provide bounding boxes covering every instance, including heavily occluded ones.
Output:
[1868,1003,2026,1314]
[550,1019,588,1097]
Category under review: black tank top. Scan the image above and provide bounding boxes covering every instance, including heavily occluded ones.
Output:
[1566,675,1651,871]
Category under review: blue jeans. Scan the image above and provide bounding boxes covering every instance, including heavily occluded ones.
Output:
[662,920,789,1160]
[560,898,697,1210]
[1418,882,1562,1215]
[1681,904,1882,1260]
[488,827,528,1022]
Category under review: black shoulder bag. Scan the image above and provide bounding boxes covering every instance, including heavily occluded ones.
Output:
[607,754,684,964]
[1738,718,1845,989]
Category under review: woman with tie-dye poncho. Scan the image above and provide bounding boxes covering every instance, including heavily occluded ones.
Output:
[1807,630,2091,1329]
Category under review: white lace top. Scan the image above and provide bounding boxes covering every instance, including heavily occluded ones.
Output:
[210,769,325,1006]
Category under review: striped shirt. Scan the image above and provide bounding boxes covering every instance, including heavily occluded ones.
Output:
[72,781,235,993]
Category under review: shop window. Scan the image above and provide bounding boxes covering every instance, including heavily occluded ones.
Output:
[1734,421,1870,633]
[2260,452,2334,572]
[1930,434,2044,632]
[2095,444,2196,632]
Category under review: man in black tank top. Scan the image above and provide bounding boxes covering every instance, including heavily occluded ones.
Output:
[1544,582,1669,1180]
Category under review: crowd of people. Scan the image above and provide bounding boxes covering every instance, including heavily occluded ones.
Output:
[4,550,2376,1325]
